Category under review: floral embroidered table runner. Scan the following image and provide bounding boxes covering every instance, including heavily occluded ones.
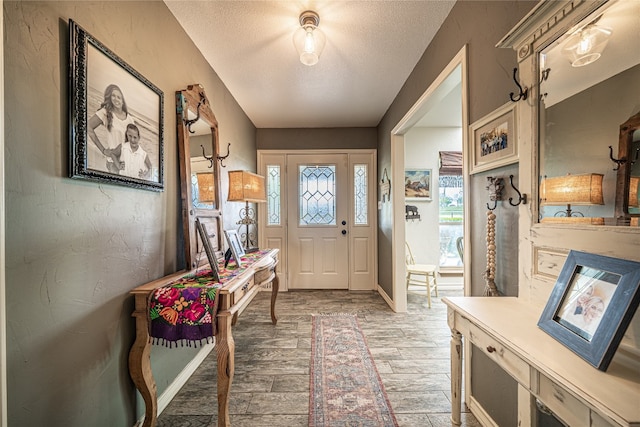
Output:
[148,250,271,347]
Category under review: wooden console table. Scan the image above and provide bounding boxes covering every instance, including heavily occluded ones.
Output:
[443,297,640,427]
[129,248,279,427]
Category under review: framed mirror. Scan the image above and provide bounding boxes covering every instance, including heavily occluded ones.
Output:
[537,0,640,226]
[176,84,224,268]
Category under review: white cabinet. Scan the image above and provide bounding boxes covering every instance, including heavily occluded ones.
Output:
[444,297,638,427]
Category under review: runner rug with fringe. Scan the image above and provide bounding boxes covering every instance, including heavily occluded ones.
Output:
[309,314,399,427]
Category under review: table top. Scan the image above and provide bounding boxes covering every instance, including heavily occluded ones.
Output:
[443,297,640,425]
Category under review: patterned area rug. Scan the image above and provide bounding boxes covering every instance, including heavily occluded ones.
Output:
[310,314,399,427]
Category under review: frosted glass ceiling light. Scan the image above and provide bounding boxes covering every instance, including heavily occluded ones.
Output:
[561,23,612,67]
[293,10,325,66]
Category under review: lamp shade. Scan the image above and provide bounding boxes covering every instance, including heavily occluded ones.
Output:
[630,176,640,208]
[227,170,266,203]
[540,173,604,206]
[196,172,215,203]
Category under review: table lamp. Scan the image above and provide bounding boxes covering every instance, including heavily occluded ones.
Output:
[227,170,266,252]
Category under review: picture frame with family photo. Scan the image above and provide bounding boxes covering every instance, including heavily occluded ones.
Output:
[537,250,640,371]
[69,19,164,191]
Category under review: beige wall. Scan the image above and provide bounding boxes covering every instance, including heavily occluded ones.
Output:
[3,2,255,425]
[257,127,377,150]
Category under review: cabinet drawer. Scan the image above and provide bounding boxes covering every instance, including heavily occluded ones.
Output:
[231,276,254,305]
[468,323,530,387]
[538,373,589,427]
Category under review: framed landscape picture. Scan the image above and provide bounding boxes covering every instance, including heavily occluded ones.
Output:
[69,19,164,191]
[405,169,432,201]
[470,102,517,175]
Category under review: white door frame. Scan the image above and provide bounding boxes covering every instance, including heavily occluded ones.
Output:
[258,149,378,291]
[390,46,470,312]
[1,0,8,423]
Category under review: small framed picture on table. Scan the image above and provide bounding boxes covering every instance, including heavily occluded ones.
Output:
[224,230,246,268]
[195,218,220,282]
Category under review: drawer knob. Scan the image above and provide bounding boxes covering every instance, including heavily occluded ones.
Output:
[486,345,496,353]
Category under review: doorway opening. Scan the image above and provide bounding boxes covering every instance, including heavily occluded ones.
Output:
[390,46,469,312]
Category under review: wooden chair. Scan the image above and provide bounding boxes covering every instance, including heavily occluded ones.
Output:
[405,242,438,308]
[456,236,464,262]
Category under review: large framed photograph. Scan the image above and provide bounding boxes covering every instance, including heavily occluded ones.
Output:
[538,250,640,371]
[470,102,517,175]
[69,20,164,191]
[195,218,220,282]
[224,230,246,268]
[404,169,432,200]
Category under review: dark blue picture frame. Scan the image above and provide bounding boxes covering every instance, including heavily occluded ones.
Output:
[538,250,640,371]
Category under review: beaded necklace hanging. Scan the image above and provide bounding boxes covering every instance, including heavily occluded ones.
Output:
[483,177,504,296]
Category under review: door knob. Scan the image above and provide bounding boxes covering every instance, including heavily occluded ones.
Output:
[341,230,347,235]
[341,220,347,225]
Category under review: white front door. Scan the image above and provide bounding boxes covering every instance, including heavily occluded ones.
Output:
[287,154,349,289]
[258,150,377,291]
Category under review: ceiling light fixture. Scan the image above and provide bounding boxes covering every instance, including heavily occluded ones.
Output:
[561,22,612,67]
[293,10,325,66]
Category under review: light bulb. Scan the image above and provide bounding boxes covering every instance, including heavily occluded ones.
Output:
[300,28,319,66]
[304,28,315,53]
[576,31,593,54]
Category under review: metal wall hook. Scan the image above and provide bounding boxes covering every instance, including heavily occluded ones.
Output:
[508,174,527,206]
[608,145,626,170]
[185,94,206,133]
[540,68,551,83]
[486,176,504,211]
[509,67,528,102]
[217,143,231,168]
[200,142,231,168]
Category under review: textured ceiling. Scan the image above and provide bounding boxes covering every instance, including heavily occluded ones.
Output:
[165,1,456,128]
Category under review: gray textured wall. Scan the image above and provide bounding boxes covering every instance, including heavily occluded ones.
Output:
[376,0,536,298]
[470,164,520,297]
[257,127,377,150]
[4,2,255,425]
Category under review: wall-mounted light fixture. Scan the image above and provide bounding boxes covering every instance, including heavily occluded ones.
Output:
[293,10,325,66]
[561,22,612,67]
[540,173,604,217]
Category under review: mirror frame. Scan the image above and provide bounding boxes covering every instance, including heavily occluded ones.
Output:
[176,84,224,269]
[614,112,640,221]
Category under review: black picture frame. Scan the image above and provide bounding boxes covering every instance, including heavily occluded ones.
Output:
[69,19,164,191]
[195,218,220,282]
[538,250,640,371]
[224,230,246,268]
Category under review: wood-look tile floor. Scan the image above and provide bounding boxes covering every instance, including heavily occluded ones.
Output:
[157,287,480,427]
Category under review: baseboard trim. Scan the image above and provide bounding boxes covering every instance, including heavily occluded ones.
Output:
[134,343,215,427]
[376,284,396,311]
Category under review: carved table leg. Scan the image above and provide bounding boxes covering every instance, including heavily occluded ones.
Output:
[270,273,279,325]
[216,311,235,427]
[450,328,463,426]
[129,309,157,427]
